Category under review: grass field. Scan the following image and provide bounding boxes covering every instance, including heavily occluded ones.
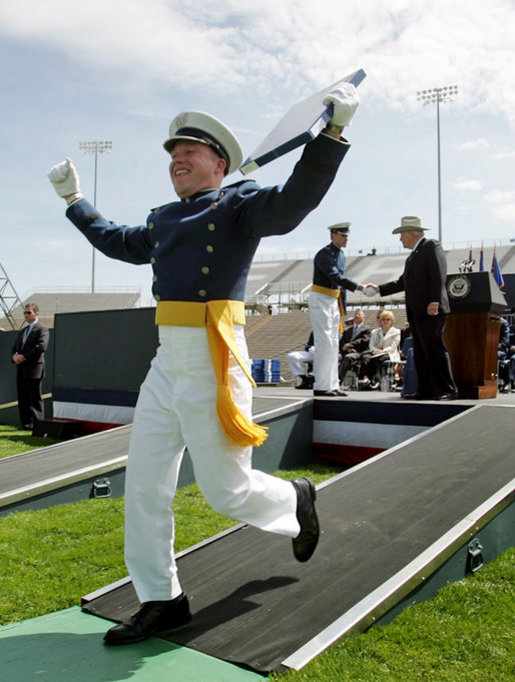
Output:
[1,429,513,680]
[0,424,58,459]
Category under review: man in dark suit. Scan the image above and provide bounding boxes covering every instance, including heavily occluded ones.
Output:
[371,216,457,400]
[338,308,371,382]
[11,302,49,428]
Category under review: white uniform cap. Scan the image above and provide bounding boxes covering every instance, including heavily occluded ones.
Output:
[163,111,243,175]
[328,222,351,234]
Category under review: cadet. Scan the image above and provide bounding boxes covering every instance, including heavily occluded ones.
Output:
[309,223,365,395]
[48,84,359,644]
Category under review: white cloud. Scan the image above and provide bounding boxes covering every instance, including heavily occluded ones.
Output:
[452,178,485,191]
[484,189,515,203]
[455,203,481,211]
[1,0,515,120]
[2,0,515,297]
[455,139,490,150]
[484,189,515,222]
[488,203,515,222]
[488,150,515,160]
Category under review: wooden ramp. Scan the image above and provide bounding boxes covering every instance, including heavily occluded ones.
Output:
[81,404,515,673]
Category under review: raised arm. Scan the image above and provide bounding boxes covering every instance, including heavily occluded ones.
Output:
[48,158,153,265]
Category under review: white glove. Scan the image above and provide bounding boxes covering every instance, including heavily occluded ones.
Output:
[323,82,360,127]
[47,157,81,199]
[362,284,378,297]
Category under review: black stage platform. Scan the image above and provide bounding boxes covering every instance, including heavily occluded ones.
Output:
[81,403,514,673]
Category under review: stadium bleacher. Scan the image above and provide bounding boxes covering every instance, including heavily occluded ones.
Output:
[3,291,141,330]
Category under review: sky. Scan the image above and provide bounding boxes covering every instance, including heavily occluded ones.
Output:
[1,0,515,305]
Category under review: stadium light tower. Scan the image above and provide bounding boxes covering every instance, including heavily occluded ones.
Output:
[416,85,458,243]
[79,140,112,292]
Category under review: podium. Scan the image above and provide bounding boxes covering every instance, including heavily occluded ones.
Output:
[444,272,507,399]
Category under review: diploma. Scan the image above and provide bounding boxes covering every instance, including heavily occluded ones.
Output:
[239,68,366,175]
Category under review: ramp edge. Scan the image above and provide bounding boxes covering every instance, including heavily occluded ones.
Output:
[0,456,127,507]
[281,481,514,671]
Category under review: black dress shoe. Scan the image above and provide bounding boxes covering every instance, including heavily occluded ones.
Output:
[291,478,320,562]
[314,389,341,396]
[104,593,191,645]
[433,392,459,401]
[403,392,430,400]
[295,375,312,389]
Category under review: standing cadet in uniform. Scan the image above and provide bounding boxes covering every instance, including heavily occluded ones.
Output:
[47,83,359,645]
[309,223,365,396]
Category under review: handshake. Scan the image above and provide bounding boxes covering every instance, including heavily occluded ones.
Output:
[361,283,379,297]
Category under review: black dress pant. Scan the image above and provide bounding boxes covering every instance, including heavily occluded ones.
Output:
[339,351,361,382]
[16,370,44,427]
[409,313,456,397]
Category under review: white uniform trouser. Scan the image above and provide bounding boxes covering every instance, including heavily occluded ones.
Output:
[309,291,340,391]
[124,324,299,603]
[287,348,314,377]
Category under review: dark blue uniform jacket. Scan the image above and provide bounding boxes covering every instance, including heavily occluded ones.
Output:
[66,134,349,303]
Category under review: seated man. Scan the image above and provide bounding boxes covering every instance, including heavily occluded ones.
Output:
[359,310,401,389]
[287,332,315,389]
[338,308,371,383]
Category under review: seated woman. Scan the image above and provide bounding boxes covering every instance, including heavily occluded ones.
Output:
[359,310,401,389]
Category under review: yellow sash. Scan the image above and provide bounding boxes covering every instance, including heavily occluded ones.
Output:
[311,284,345,330]
[155,300,268,447]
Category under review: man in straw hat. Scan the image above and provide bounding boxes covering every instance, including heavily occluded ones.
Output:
[368,216,457,400]
[309,223,367,395]
[47,84,360,644]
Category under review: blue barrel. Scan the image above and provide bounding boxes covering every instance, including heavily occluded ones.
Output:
[251,359,265,383]
[252,359,280,383]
